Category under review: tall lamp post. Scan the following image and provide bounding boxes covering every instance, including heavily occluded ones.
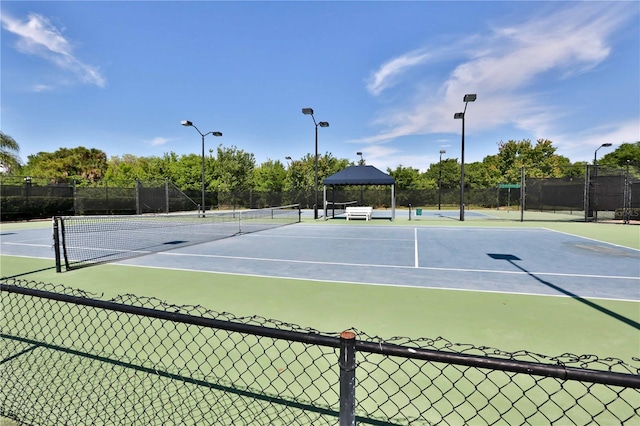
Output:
[593,143,612,166]
[302,108,329,219]
[438,149,446,210]
[592,142,613,221]
[181,120,222,217]
[454,93,477,221]
[356,151,364,165]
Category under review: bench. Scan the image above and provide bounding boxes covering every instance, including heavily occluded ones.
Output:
[345,206,373,221]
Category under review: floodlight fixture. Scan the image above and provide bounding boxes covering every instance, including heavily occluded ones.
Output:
[181,120,223,217]
[302,107,329,219]
[456,93,477,221]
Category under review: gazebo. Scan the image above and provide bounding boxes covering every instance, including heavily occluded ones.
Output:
[322,165,396,220]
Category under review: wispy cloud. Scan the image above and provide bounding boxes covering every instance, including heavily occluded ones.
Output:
[366,48,432,96]
[552,119,640,162]
[1,12,106,88]
[359,2,635,151]
[148,137,172,147]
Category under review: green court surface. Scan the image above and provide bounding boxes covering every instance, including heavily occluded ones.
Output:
[1,212,638,363]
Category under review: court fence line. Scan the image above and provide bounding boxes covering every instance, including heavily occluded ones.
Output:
[1,278,639,425]
[3,163,640,223]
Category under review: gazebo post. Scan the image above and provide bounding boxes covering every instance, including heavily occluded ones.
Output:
[391,184,396,221]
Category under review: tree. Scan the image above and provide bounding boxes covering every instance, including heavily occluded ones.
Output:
[24,146,107,183]
[210,144,255,192]
[599,142,640,166]
[387,165,430,190]
[253,159,286,192]
[495,139,570,180]
[0,132,21,172]
[285,153,349,192]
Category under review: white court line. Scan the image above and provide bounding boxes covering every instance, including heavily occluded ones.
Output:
[120,263,640,303]
[543,227,640,252]
[3,242,52,248]
[414,228,419,268]
[156,251,640,280]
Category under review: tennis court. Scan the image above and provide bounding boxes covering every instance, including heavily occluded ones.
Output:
[1,211,639,425]
[1,212,638,359]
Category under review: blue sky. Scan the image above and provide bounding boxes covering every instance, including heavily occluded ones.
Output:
[2,1,639,173]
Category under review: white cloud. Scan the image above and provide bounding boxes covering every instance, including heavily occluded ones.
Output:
[31,84,53,93]
[148,137,172,147]
[366,49,432,96]
[1,12,106,88]
[358,2,635,153]
[553,119,640,162]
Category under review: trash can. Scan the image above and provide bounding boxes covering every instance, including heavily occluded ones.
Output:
[416,208,422,216]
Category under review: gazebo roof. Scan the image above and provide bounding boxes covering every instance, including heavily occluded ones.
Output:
[323,165,395,186]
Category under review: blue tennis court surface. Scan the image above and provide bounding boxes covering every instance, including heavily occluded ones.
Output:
[5,223,636,301]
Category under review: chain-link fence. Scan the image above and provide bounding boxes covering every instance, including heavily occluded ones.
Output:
[2,165,640,222]
[2,278,638,425]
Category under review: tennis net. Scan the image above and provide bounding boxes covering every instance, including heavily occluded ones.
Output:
[324,200,358,219]
[53,204,300,272]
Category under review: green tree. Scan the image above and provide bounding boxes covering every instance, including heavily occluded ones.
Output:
[104,154,173,186]
[0,132,21,171]
[426,158,461,189]
[24,146,107,183]
[599,142,640,166]
[253,159,286,192]
[210,144,255,192]
[285,153,349,192]
[496,139,570,180]
[388,165,430,190]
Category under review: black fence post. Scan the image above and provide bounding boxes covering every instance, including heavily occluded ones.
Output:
[339,330,356,426]
[165,178,169,213]
[135,179,141,215]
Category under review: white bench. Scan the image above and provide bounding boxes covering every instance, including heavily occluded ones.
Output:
[345,206,373,221]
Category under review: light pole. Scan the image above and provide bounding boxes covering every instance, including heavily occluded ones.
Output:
[181,120,222,217]
[302,108,329,219]
[454,93,477,221]
[438,149,446,210]
[356,151,364,165]
[593,143,612,166]
[592,143,612,221]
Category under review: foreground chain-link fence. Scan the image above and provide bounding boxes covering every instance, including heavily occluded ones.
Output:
[1,278,639,425]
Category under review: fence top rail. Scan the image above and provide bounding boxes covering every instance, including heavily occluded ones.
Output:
[354,340,640,388]
[0,282,340,348]
[2,279,639,389]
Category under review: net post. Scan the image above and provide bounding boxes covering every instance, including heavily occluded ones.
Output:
[53,217,62,273]
[339,330,356,426]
